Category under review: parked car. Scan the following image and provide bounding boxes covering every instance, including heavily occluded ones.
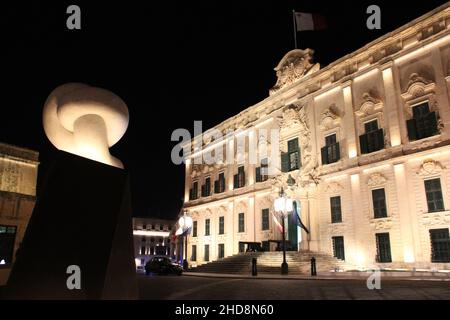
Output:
[145,256,183,275]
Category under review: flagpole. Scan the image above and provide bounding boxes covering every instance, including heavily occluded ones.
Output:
[292,10,298,49]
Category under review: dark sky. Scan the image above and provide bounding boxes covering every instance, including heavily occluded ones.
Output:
[0,0,447,219]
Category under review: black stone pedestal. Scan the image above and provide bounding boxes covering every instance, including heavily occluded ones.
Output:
[6,151,138,299]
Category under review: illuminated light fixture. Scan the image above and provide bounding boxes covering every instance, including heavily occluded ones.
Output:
[273,188,294,275]
[43,83,129,168]
[133,230,170,237]
[0,259,5,265]
[177,211,193,270]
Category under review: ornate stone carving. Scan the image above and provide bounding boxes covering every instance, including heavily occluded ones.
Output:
[319,104,341,130]
[422,211,450,226]
[280,104,301,131]
[417,159,445,177]
[370,217,393,230]
[325,181,344,194]
[401,73,435,100]
[355,92,383,117]
[270,49,320,95]
[367,172,387,187]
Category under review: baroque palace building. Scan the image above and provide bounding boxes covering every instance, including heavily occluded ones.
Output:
[183,3,450,271]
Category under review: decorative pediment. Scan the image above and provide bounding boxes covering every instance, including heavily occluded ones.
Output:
[325,181,344,194]
[280,104,302,130]
[355,92,383,117]
[417,159,445,177]
[422,211,450,226]
[270,49,320,95]
[401,73,435,100]
[367,172,387,187]
[319,104,341,130]
[370,217,393,230]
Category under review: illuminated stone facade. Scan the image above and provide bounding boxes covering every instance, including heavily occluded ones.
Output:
[132,217,177,270]
[0,143,39,285]
[183,4,450,271]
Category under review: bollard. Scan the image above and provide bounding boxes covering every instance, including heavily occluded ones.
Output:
[311,257,317,276]
[252,258,257,276]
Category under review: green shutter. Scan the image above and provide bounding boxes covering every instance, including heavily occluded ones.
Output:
[256,167,261,183]
[281,152,290,172]
[334,142,340,162]
[376,129,384,151]
[288,138,299,152]
[214,180,219,193]
[321,146,328,165]
[359,134,368,154]
[407,118,418,141]
[233,174,238,188]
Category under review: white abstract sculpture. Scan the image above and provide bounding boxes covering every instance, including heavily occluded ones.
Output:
[43,83,129,168]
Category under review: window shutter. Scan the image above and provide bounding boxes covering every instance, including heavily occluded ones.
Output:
[321,146,328,165]
[233,174,238,188]
[334,142,340,162]
[255,167,261,183]
[359,134,368,154]
[214,180,219,193]
[376,128,384,151]
[407,118,418,141]
[424,111,438,137]
[201,185,205,197]
[281,152,290,172]
[241,171,246,187]
[288,138,299,152]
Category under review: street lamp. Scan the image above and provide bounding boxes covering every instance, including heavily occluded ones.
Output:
[176,211,193,270]
[274,187,293,275]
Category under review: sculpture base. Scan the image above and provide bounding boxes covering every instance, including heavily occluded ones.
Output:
[6,151,138,299]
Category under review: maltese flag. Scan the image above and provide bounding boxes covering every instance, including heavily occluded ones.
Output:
[294,12,327,31]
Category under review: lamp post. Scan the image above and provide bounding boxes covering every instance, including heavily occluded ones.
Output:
[274,187,293,275]
[176,211,192,271]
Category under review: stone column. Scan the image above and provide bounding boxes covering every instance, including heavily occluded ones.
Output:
[381,63,402,147]
[341,81,358,160]
[306,187,320,252]
[431,48,450,140]
[393,163,418,264]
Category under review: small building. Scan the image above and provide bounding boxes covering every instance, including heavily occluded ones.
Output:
[0,143,39,285]
[132,217,177,270]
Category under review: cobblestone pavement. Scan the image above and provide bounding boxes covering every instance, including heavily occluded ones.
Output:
[138,274,450,300]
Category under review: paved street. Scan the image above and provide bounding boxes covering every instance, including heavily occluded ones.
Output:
[138,274,450,300]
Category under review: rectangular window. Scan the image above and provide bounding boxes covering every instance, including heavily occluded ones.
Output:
[430,229,450,263]
[219,216,224,235]
[218,244,225,259]
[372,188,388,218]
[256,158,269,183]
[202,177,211,197]
[238,212,245,233]
[204,244,210,262]
[330,196,342,223]
[332,236,345,260]
[322,134,340,165]
[407,102,438,141]
[281,138,300,172]
[262,208,270,230]
[191,245,197,261]
[0,225,17,265]
[376,233,392,263]
[234,166,246,189]
[205,219,210,236]
[360,120,384,154]
[189,181,199,200]
[192,221,197,237]
[215,172,226,194]
[425,178,444,212]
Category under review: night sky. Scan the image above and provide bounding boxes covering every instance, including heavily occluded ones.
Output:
[0,0,447,220]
